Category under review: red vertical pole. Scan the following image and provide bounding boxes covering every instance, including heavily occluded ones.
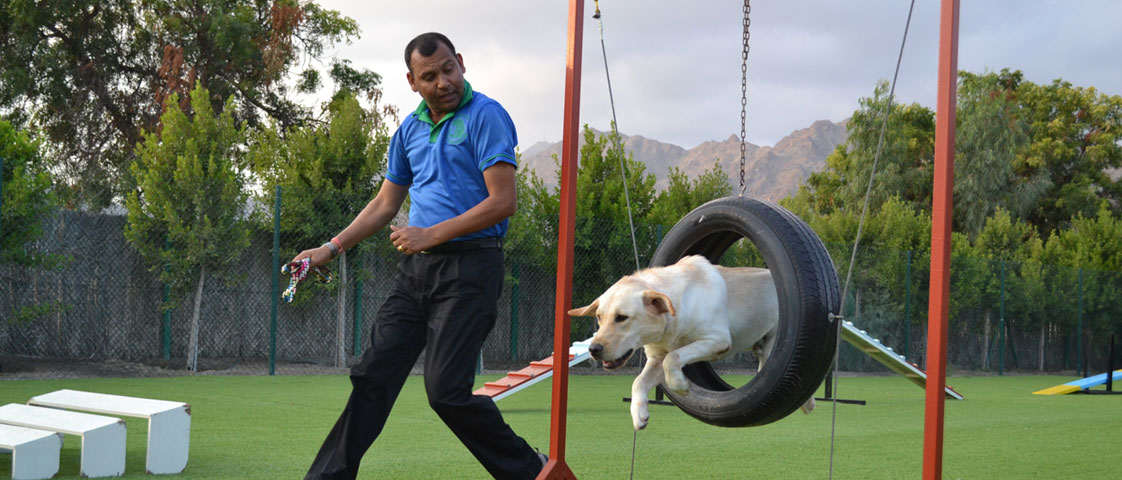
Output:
[538,1,582,479]
[923,0,958,479]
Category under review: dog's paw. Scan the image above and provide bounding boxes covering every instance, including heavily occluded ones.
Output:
[665,370,690,395]
[630,400,650,431]
[632,414,649,431]
[632,413,649,431]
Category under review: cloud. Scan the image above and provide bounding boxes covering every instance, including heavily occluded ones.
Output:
[316,0,1122,149]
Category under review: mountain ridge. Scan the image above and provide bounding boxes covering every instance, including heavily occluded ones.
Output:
[518,119,848,201]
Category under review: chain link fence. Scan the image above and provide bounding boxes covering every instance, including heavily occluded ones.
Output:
[824,242,1122,376]
[3,204,1121,380]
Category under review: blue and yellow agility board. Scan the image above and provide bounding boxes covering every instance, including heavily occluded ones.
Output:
[1033,369,1122,395]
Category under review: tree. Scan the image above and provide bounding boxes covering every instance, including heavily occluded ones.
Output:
[1042,203,1122,369]
[125,83,249,371]
[1,118,61,325]
[945,69,1122,238]
[249,93,388,252]
[0,118,55,267]
[571,127,657,306]
[792,81,936,218]
[792,70,1122,242]
[971,207,1041,261]
[954,71,1036,236]
[248,92,389,365]
[1043,202,1122,307]
[505,158,560,271]
[782,71,1121,371]
[574,127,657,226]
[0,0,377,206]
[649,162,732,229]
[1012,70,1122,235]
[964,207,1045,370]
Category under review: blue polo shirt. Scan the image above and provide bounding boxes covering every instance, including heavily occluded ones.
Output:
[385,81,518,241]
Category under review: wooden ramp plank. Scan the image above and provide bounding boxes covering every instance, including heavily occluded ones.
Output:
[841,321,964,400]
[474,338,594,402]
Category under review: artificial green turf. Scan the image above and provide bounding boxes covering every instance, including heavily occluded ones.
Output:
[1,374,1119,478]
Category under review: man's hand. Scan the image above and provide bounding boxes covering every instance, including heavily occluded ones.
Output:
[390,225,438,255]
[394,163,516,253]
[290,245,333,268]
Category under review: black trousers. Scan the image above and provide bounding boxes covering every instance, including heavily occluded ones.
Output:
[305,247,541,479]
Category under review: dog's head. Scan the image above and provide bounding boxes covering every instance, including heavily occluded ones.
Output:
[568,279,676,370]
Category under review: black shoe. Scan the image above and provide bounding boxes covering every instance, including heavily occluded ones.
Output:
[537,451,549,468]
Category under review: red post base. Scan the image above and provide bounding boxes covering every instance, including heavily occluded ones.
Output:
[537,459,577,480]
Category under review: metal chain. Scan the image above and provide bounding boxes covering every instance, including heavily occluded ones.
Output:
[739,0,751,196]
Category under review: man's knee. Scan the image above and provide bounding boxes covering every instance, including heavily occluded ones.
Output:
[349,361,385,386]
[425,380,473,415]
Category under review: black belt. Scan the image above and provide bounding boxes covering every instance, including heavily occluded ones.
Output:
[421,237,503,254]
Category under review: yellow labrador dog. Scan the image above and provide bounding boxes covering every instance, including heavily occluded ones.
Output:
[569,255,814,431]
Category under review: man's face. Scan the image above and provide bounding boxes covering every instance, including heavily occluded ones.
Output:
[406,42,466,123]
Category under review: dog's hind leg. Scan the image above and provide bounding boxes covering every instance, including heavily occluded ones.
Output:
[800,397,816,414]
[751,332,815,414]
[630,352,665,431]
[753,331,777,373]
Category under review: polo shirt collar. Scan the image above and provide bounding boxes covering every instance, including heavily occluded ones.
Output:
[413,80,474,127]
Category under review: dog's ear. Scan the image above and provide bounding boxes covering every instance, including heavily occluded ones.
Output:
[642,291,676,317]
[567,298,599,317]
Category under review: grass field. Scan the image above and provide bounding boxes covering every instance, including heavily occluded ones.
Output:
[1,373,1119,479]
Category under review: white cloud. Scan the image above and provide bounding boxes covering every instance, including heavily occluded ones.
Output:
[316,0,1122,148]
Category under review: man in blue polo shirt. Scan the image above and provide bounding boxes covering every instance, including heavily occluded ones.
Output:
[293,32,544,479]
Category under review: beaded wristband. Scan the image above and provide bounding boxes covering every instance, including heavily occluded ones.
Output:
[323,241,339,259]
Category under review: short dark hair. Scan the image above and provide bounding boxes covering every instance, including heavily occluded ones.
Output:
[404,32,456,72]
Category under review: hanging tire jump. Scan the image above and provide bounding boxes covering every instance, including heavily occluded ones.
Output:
[650,196,840,427]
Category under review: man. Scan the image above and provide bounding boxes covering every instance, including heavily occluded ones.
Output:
[294,32,544,479]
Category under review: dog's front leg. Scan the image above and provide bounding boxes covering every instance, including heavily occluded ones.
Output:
[630,353,664,431]
[662,336,731,395]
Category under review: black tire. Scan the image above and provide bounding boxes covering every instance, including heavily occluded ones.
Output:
[650,196,839,427]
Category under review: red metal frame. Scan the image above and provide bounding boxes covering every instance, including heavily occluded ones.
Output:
[537,0,583,478]
[924,0,959,478]
[540,3,960,478]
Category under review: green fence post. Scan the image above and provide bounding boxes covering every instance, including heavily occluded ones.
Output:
[999,260,1006,376]
[1077,268,1084,376]
[353,256,363,356]
[162,237,172,360]
[509,262,520,362]
[903,250,912,361]
[269,185,281,376]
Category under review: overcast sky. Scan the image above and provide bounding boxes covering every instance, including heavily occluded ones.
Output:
[314,0,1121,149]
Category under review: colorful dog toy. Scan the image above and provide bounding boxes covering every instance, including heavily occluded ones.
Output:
[281,258,332,303]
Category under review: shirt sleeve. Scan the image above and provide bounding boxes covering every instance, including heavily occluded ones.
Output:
[472,103,518,171]
[385,122,412,186]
